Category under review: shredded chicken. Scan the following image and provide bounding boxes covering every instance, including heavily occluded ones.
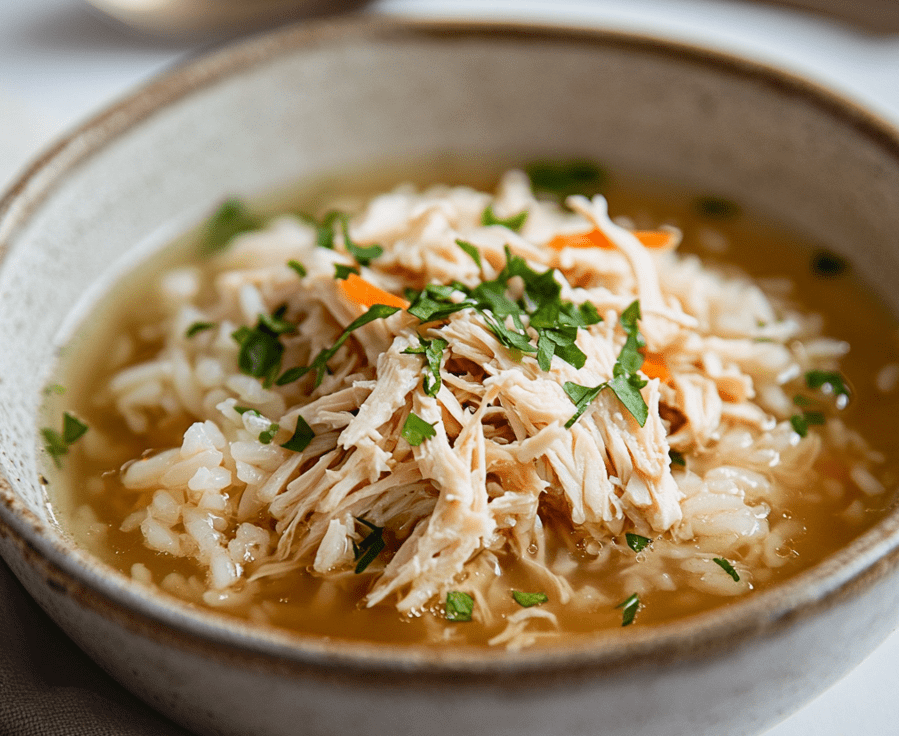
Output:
[91,170,883,648]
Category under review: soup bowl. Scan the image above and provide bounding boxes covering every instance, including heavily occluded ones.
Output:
[3,18,899,736]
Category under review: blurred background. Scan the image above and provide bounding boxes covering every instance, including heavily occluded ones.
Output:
[1,1,898,734]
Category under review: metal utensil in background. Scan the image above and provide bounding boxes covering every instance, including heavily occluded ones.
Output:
[84,0,370,39]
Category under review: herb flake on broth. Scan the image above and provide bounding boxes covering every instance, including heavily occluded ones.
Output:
[45,164,897,649]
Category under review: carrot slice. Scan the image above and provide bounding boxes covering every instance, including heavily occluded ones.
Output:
[632,230,678,249]
[640,351,671,382]
[547,229,614,251]
[547,228,677,251]
[338,273,410,310]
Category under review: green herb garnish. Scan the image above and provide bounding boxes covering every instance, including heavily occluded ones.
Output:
[481,204,528,232]
[402,338,448,397]
[202,199,262,254]
[668,449,686,467]
[445,591,475,622]
[233,405,258,416]
[258,423,280,445]
[300,210,341,250]
[512,590,549,608]
[353,518,386,574]
[713,557,740,582]
[694,196,741,219]
[334,264,360,280]
[790,410,826,437]
[281,416,314,453]
[232,307,295,386]
[258,305,295,335]
[563,381,606,428]
[625,533,652,553]
[805,370,850,398]
[406,284,470,323]
[563,301,648,427]
[811,249,848,278]
[790,414,809,437]
[406,246,602,374]
[526,160,608,200]
[43,384,66,395]
[455,238,482,269]
[401,412,437,446]
[186,321,216,338]
[616,593,640,627]
[41,412,89,467]
[287,260,307,278]
[339,214,383,266]
[276,304,401,388]
[61,412,88,444]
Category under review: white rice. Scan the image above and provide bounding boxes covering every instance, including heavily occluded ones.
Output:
[76,170,887,648]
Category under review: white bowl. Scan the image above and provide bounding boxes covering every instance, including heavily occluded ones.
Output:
[2,18,899,736]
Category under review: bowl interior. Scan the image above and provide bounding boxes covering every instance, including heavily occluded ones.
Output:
[3,19,899,664]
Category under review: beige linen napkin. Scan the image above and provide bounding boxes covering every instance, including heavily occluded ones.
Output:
[0,559,191,736]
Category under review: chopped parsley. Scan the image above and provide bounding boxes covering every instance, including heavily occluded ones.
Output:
[232,306,295,386]
[280,416,315,453]
[201,199,262,255]
[276,304,401,388]
[334,264,360,280]
[353,518,386,574]
[233,405,258,416]
[790,410,825,438]
[790,383,838,436]
[44,384,66,395]
[258,423,280,445]
[668,449,686,467]
[258,306,294,335]
[512,590,549,608]
[563,381,605,428]
[616,593,640,627]
[481,204,528,232]
[790,415,808,437]
[625,533,652,553]
[525,160,608,200]
[402,338,447,397]
[401,412,437,446]
[300,210,341,250]
[41,412,89,467]
[713,557,740,582]
[186,321,216,338]
[339,214,383,266]
[811,249,848,278]
[455,238,482,269]
[805,370,850,398]
[406,246,601,373]
[287,260,307,278]
[563,301,649,427]
[445,591,474,622]
[694,196,741,219]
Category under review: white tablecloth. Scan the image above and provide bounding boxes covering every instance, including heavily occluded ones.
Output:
[2,1,898,734]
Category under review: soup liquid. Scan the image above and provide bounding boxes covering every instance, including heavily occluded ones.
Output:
[44,162,899,646]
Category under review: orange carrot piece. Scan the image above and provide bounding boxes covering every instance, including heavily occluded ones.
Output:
[338,273,409,310]
[633,230,678,249]
[547,229,614,251]
[640,352,671,382]
[547,228,676,251]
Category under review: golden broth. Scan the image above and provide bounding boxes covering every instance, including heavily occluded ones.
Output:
[44,162,899,646]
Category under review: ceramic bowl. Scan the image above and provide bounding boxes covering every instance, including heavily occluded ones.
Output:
[3,18,899,736]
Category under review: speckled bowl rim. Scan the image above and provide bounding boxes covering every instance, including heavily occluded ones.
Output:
[2,16,899,685]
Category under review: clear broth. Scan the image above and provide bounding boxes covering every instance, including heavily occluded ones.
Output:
[45,161,899,646]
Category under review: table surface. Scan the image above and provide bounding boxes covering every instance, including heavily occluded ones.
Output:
[2,1,898,734]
